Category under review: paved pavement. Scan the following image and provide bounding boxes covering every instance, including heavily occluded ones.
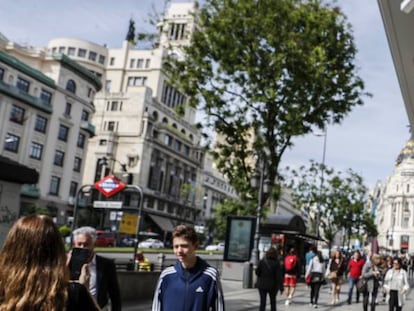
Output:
[124,278,414,310]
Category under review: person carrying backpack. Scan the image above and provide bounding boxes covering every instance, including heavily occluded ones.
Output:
[284,247,298,305]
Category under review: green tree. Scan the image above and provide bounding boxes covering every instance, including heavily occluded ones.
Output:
[165,0,369,200]
[285,161,377,249]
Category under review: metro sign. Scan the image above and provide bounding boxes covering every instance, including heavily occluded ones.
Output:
[94,174,126,198]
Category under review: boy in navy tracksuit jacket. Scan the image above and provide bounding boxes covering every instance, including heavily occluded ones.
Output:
[152,225,225,311]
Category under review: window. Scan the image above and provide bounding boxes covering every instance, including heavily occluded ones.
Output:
[77,133,86,149]
[10,105,25,124]
[81,110,89,122]
[68,47,76,56]
[74,157,82,172]
[174,140,182,151]
[78,49,86,57]
[64,102,72,116]
[4,133,20,152]
[58,46,65,53]
[127,76,147,86]
[40,89,52,104]
[129,59,135,68]
[110,101,119,111]
[29,142,43,160]
[54,150,65,166]
[66,80,76,93]
[168,23,186,40]
[183,145,190,156]
[107,121,115,131]
[34,115,48,133]
[69,181,78,197]
[49,176,61,195]
[99,139,107,145]
[0,67,4,81]
[403,203,411,228]
[58,125,69,141]
[105,80,111,92]
[98,55,105,64]
[145,59,151,68]
[165,134,173,146]
[137,59,144,68]
[16,77,30,93]
[51,47,57,54]
[110,57,115,65]
[89,51,97,61]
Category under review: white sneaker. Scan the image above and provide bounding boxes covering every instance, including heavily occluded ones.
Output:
[285,299,290,305]
[313,304,318,308]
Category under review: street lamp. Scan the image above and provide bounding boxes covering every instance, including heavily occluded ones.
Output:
[250,155,271,268]
[315,129,327,239]
[71,184,94,244]
[386,228,394,253]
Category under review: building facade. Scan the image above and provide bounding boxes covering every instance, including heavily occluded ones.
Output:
[44,3,214,235]
[0,36,100,224]
[375,139,414,254]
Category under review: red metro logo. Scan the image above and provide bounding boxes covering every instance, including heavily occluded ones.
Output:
[94,174,126,198]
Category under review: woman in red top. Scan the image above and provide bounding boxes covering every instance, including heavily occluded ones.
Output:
[347,250,366,304]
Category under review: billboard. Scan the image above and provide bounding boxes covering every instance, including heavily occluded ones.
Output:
[224,216,256,262]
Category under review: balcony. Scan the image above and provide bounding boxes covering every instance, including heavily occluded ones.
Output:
[0,81,53,114]
[80,121,96,136]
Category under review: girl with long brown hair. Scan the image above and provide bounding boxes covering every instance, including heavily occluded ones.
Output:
[0,215,99,311]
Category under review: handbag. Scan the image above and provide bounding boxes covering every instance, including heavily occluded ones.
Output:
[357,278,367,292]
[328,271,338,280]
[306,275,311,285]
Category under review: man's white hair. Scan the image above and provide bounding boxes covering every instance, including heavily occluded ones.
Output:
[72,226,97,243]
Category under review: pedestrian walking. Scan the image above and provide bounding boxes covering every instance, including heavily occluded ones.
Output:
[283,247,298,306]
[305,250,326,308]
[256,247,284,311]
[360,253,383,311]
[383,257,410,311]
[326,249,346,304]
[347,250,366,304]
[152,224,225,311]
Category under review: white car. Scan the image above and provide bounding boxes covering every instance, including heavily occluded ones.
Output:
[205,242,225,252]
[138,238,164,249]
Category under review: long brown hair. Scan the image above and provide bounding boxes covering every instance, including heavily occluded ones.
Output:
[0,215,69,310]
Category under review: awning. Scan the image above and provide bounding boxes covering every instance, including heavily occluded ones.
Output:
[0,156,39,184]
[148,214,175,232]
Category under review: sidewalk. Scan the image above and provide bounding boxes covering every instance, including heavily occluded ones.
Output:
[124,278,414,310]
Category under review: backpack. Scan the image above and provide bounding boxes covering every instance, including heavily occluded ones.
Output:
[285,255,297,274]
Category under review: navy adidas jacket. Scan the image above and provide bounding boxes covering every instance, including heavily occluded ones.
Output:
[152,256,225,311]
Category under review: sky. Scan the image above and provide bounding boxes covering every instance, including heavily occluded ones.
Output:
[0,0,409,190]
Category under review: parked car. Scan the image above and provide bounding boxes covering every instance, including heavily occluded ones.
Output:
[119,237,137,247]
[95,230,116,247]
[205,242,225,252]
[138,238,164,249]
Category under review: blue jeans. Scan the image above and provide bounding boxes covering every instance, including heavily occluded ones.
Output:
[348,277,361,303]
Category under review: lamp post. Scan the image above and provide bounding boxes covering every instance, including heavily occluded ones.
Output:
[130,185,144,262]
[386,229,393,254]
[250,155,271,268]
[71,184,93,244]
[315,129,327,239]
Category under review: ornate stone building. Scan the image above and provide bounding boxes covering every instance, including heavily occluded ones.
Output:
[375,139,414,254]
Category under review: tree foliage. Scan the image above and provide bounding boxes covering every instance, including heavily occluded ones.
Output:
[284,161,377,248]
[166,0,369,199]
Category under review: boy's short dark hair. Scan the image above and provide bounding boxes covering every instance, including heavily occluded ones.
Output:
[172,225,199,245]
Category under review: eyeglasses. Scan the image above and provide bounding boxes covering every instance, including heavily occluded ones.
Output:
[393,262,400,265]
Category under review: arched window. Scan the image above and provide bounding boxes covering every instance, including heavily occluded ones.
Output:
[66,79,76,93]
